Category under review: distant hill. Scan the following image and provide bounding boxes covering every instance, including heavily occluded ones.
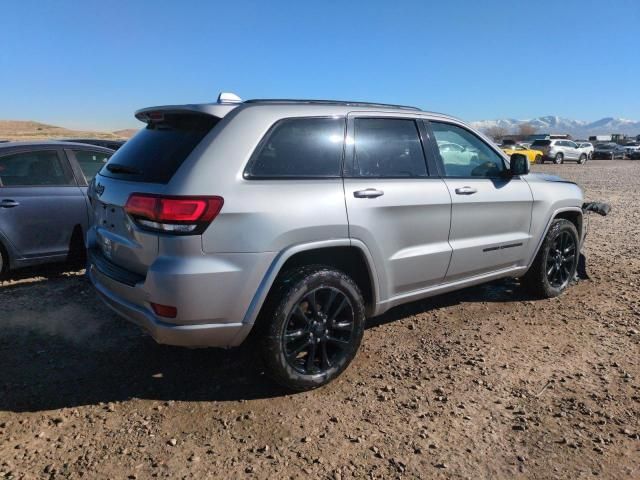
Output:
[471,116,640,138]
[0,120,137,141]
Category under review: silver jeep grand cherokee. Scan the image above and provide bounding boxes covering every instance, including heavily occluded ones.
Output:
[88,93,584,390]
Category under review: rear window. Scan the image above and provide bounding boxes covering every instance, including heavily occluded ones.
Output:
[531,140,551,147]
[99,113,218,184]
[245,117,345,178]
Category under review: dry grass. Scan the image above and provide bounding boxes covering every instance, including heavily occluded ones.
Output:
[0,120,136,141]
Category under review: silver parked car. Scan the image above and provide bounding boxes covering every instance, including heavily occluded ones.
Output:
[88,94,585,390]
[531,139,589,164]
[0,141,113,275]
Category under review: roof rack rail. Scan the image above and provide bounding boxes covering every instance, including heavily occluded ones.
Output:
[243,99,421,111]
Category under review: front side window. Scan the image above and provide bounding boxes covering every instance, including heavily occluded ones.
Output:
[430,122,506,177]
[0,150,73,187]
[353,118,427,177]
[246,117,345,178]
[73,150,112,181]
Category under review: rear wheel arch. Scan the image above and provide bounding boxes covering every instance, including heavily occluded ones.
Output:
[247,243,379,338]
[269,245,377,313]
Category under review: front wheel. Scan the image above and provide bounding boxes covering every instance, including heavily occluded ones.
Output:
[554,153,564,164]
[535,154,542,164]
[578,153,587,164]
[521,219,579,298]
[259,266,366,391]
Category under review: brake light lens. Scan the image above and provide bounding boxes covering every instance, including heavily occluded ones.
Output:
[125,194,223,235]
[150,302,177,318]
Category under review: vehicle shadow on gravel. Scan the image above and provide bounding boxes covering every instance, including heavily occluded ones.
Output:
[0,276,533,413]
[367,278,530,329]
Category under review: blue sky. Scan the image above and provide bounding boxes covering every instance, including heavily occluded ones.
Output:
[0,0,638,130]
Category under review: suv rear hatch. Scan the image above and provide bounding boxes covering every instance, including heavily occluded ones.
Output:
[531,139,551,155]
[90,107,230,278]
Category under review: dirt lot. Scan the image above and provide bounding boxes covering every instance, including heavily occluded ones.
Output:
[1,160,638,479]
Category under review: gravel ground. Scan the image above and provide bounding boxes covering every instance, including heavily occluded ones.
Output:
[1,160,638,479]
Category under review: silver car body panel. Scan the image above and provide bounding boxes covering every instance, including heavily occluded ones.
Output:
[88,101,584,348]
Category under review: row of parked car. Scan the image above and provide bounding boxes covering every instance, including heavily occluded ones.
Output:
[499,139,640,164]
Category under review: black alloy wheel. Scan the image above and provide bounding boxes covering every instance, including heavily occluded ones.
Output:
[282,287,355,375]
[545,230,577,289]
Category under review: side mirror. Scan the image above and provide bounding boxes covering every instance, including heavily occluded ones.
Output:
[510,153,529,176]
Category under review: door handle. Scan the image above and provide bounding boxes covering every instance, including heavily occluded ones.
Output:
[455,186,477,195]
[0,199,20,208]
[353,188,384,199]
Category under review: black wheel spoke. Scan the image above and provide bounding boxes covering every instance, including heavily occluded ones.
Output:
[323,289,338,315]
[328,297,348,325]
[333,320,353,331]
[307,291,318,316]
[320,342,331,369]
[284,328,307,340]
[327,336,350,349]
[293,305,312,325]
[287,340,311,359]
[306,340,317,371]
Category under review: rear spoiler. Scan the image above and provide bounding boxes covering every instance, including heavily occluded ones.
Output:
[134,103,239,123]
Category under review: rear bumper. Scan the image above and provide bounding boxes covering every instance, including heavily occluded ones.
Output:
[88,249,276,348]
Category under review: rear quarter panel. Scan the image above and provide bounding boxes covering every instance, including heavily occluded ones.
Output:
[167,106,350,254]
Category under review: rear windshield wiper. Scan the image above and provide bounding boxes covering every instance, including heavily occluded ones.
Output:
[106,163,141,175]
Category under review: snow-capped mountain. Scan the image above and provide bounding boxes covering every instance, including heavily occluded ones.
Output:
[470,116,640,138]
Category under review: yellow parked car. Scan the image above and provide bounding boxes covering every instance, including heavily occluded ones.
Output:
[500,144,543,164]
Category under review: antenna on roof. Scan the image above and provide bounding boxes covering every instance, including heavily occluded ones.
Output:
[217,92,242,104]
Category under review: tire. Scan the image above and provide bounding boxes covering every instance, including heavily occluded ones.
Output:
[0,241,8,279]
[578,153,587,165]
[554,153,564,164]
[610,153,614,160]
[259,265,366,391]
[67,226,86,267]
[534,154,542,164]
[521,219,579,298]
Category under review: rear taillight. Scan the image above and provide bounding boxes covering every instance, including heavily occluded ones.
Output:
[124,194,223,235]
[150,302,177,318]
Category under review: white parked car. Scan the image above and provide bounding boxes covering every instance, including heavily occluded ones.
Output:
[576,142,594,160]
[623,142,640,156]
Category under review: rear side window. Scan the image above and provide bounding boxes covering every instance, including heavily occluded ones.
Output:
[0,150,73,187]
[245,117,345,178]
[99,113,218,184]
[352,118,427,177]
[73,150,111,181]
